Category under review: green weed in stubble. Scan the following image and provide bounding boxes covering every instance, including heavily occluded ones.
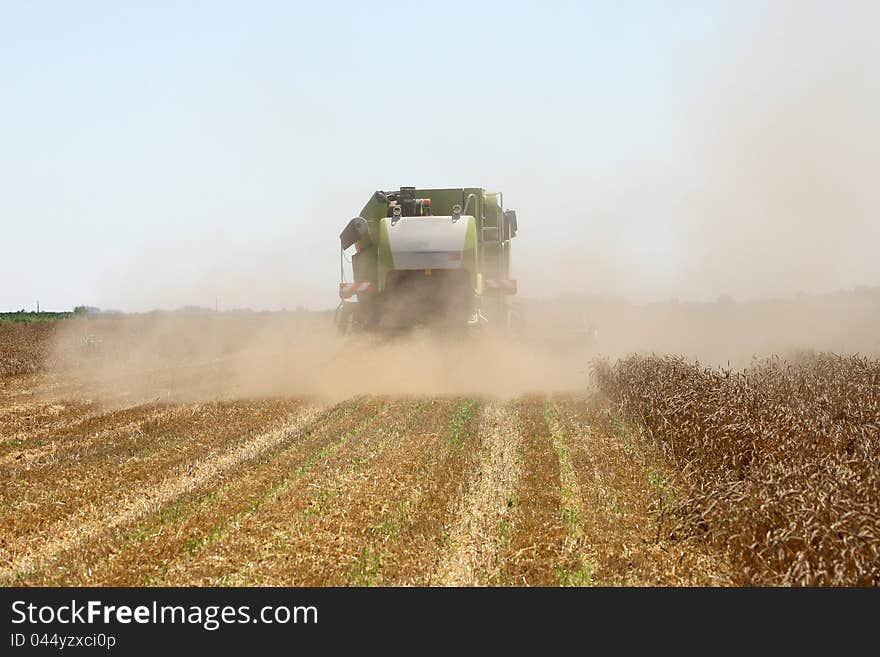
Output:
[350,546,382,587]
[555,559,593,587]
[446,398,478,447]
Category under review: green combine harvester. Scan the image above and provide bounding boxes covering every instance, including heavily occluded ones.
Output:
[336,186,519,333]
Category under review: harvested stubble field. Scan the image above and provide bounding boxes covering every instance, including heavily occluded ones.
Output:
[1,317,876,586]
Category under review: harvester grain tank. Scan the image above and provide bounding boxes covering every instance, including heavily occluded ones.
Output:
[336,186,519,332]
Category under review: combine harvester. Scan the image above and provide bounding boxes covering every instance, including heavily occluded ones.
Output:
[336,186,520,333]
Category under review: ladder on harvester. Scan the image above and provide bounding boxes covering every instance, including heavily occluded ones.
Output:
[478,192,509,327]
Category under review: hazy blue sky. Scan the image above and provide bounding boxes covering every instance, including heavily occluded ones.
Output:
[2,1,878,311]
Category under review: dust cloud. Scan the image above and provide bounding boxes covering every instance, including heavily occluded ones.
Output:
[675,2,880,301]
[515,2,879,304]
[46,312,593,404]
[44,4,880,402]
[46,285,880,405]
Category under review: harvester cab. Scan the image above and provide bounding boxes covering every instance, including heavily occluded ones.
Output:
[336,186,519,333]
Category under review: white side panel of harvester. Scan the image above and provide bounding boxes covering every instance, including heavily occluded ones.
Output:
[383,215,473,270]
